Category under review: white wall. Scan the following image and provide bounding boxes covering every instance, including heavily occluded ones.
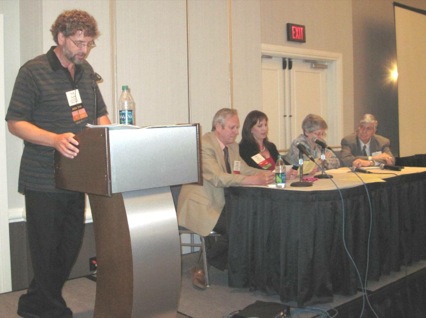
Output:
[0,12,12,293]
[231,0,262,131]
[1,0,23,217]
[1,0,23,293]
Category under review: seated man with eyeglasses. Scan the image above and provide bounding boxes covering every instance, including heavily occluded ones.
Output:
[340,113,395,168]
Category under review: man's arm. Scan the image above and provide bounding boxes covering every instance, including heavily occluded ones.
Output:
[239,172,273,185]
[97,114,111,125]
[202,137,273,187]
[8,120,79,159]
[371,148,395,165]
[380,145,395,165]
[340,137,357,167]
[369,136,395,165]
[238,149,274,184]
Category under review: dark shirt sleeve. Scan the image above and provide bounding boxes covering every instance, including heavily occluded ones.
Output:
[6,66,38,122]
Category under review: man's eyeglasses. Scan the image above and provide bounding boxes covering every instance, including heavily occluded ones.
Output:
[68,38,96,49]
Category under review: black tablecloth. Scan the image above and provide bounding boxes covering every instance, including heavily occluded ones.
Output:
[226,172,426,307]
[396,154,426,167]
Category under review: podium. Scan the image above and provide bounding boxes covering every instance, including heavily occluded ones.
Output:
[55,124,201,318]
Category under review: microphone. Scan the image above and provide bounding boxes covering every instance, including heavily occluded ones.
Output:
[311,138,334,179]
[296,143,315,162]
[313,137,335,152]
[313,137,327,149]
[351,167,372,174]
[380,164,402,171]
[91,72,102,82]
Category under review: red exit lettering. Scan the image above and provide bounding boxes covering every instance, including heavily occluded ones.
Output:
[292,26,304,40]
[287,23,306,42]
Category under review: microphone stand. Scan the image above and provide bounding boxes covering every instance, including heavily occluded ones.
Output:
[91,73,102,125]
[291,152,313,187]
[315,148,333,179]
[92,79,98,125]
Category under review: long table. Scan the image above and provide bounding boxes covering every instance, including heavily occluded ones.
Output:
[226,167,426,307]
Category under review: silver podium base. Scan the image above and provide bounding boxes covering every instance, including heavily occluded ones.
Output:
[89,186,181,318]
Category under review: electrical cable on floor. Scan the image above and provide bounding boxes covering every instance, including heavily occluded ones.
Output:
[223,310,240,318]
[224,304,292,318]
[349,171,380,318]
[291,306,338,318]
[324,173,368,317]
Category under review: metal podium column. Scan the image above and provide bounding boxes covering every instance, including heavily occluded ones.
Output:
[90,187,181,318]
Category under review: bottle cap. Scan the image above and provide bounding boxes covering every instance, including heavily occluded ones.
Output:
[122,85,129,91]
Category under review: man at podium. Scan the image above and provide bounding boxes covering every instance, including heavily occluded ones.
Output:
[5,10,111,318]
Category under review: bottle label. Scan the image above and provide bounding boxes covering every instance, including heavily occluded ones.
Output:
[119,110,134,125]
[275,172,286,188]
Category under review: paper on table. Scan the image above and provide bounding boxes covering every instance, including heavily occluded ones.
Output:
[86,123,140,129]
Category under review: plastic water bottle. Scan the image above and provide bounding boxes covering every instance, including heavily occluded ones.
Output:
[118,85,135,125]
[275,155,286,188]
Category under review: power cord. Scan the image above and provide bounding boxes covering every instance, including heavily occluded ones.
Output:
[349,171,380,317]
[224,304,292,318]
[291,306,338,318]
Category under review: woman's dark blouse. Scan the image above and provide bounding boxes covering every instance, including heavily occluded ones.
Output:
[239,140,281,169]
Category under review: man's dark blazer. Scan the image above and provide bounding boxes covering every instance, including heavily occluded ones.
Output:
[340,133,394,167]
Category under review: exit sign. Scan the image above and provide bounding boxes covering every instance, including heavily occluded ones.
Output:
[287,23,306,43]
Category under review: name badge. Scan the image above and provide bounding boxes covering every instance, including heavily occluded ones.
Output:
[251,153,272,170]
[233,160,241,174]
[66,89,88,123]
[66,89,82,107]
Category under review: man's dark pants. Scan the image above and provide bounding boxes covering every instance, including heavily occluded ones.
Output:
[18,190,85,318]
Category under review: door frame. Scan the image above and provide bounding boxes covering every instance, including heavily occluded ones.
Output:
[261,43,343,148]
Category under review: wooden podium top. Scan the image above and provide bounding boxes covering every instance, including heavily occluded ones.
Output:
[55,124,201,196]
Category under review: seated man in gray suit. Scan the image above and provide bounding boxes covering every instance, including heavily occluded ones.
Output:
[340,113,395,168]
[177,108,274,289]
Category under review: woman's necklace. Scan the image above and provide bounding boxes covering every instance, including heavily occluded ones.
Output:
[260,145,266,152]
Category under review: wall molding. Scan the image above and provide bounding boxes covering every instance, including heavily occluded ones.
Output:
[9,206,94,224]
[8,208,25,223]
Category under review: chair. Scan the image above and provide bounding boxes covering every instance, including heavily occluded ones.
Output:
[171,185,221,287]
[178,227,221,287]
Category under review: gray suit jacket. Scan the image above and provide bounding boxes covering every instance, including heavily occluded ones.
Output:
[340,133,394,167]
[177,131,260,236]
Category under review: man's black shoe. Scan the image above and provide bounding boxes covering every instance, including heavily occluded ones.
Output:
[17,309,40,318]
[191,266,207,290]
